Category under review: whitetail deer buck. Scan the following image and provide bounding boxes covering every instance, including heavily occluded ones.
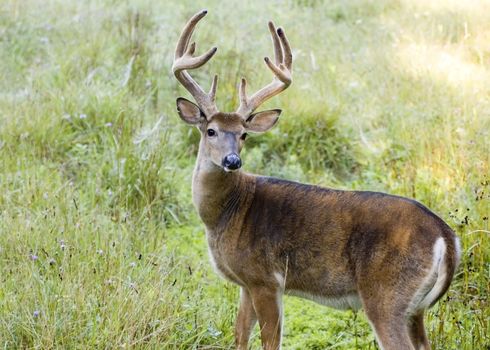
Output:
[172,10,461,350]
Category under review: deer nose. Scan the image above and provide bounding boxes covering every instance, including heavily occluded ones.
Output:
[222,153,242,170]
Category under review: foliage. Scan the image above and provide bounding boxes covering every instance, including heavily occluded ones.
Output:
[0,0,489,348]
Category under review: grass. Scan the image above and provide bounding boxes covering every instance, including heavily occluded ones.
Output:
[0,0,489,348]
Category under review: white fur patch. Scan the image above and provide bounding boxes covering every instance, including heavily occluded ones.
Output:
[286,290,362,310]
[410,237,447,312]
[274,272,285,289]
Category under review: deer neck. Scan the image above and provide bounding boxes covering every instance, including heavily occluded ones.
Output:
[192,151,254,230]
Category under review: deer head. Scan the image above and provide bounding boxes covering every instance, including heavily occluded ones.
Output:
[173,10,292,172]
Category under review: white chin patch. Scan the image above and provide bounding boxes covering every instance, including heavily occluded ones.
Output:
[223,167,237,173]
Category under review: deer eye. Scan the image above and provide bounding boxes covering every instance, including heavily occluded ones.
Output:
[207,129,216,137]
[241,133,247,141]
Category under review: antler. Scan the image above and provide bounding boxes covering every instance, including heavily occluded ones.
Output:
[173,10,219,118]
[236,22,293,118]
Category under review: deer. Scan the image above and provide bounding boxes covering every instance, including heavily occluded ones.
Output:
[172,10,461,350]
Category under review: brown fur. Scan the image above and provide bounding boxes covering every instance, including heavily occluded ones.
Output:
[173,11,460,349]
[179,110,461,350]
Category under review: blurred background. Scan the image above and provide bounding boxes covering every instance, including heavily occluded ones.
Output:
[0,0,488,348]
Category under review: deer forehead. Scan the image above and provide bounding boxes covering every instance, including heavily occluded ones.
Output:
[208,113,245,133]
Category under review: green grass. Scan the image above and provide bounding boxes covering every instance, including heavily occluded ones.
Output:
[0,0,489,348]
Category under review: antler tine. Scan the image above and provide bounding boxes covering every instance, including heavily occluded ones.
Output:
[269,22,283,65]
[238,78,247,107]
[173,10,219,118]
[278,27,293,70]
[175,11,204,59]
[236,22,293,118]
[209,74,218,102]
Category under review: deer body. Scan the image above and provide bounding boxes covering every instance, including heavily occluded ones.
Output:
[194,152,458,306]
[173,11,460,350]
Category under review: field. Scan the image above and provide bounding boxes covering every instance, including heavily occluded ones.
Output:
[0,0,489,348]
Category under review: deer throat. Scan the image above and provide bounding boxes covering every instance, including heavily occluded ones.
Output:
[192,157,255,230]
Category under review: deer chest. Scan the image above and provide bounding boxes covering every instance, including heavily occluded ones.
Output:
[206,232,247,286]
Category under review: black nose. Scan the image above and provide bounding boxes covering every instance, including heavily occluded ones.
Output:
[222,153,242,170]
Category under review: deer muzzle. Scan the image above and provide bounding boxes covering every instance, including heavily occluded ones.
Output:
[222,153,242,172]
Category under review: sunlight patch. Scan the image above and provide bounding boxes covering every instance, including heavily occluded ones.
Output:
[401,0,490,15]
[396,43,488,89]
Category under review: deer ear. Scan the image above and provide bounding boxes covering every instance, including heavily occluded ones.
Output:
[176,97,205,125]
[245,109,281,133]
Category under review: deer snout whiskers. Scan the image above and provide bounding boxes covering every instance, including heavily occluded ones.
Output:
[222,153,241,172]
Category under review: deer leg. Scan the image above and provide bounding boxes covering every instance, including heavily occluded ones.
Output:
[363,302,415,350]
[235,288,257,350]
[249,287,283,350]
[408,311,431,350]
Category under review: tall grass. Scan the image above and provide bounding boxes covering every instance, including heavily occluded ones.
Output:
[0,0,488,348]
